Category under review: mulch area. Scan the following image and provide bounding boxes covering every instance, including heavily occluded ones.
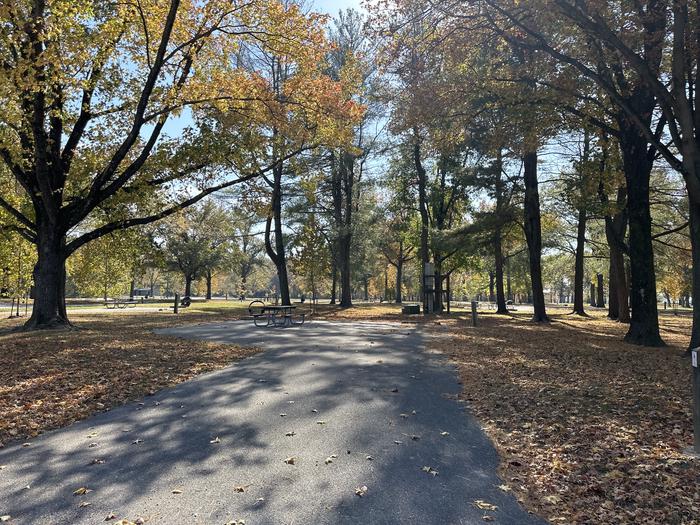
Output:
[434,311,699,525]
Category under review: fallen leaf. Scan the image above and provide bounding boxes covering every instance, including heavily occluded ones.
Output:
[440,431,450,437]
[90,458,105,465]
[209,437,221,444]
[366,455,374,461]
[473,500,498,511]
[104,513,117,521]
[73,487,92,496]
[498,484,511,493]
[285,431,296,437]
[394,440,403,445]
[279,413,287,417]
[482,516,495,522]
[131,439,143,445]
[316,420,326,425]
[421,466,439,476]
[284,456,296,465]
[355,485,368,497]
[233,485,246,493]
[78,501,91,508]
[171,489,183,494]
[0,516,10,522]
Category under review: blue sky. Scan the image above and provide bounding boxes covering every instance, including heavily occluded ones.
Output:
[314,0,364,15]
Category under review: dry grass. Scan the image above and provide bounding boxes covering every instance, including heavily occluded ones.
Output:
[434,310,699,525]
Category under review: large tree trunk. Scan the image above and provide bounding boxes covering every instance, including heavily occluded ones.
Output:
[206,269,212,300]
[24,226,70,330]
[620,131,663,346]
[573,206,587,315]
[522,150,549,322]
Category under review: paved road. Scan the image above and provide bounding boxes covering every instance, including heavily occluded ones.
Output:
[0,320,545,525]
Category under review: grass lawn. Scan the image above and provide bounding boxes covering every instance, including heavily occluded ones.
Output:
[1,302,697,524]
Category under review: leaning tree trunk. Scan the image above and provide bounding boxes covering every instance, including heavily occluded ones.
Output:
[619,129,663,346]
[24,224,70,330]
[522,150,549,322]
[573,206,587,315]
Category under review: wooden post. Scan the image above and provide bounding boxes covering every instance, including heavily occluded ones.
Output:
[174,293,179,314]
[692,348,700,453]
[471,301,478,327]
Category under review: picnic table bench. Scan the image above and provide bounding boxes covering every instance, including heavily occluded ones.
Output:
[248,300,305,327]
[104,299,138,309]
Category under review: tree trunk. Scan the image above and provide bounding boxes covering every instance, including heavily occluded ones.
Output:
[129,279,135,301]
[506,258,512,301]
[395,258,403,304]
[24,226,70,330]
[494,230,508,314]
[206,269,212,300]
[338,232,352,307]
[184,275,192,298]
[522,150,549,322]
[434,258,444,313]
[618,129,663,345]
[265,164,291,306]
[330,259,337,305]
[573,206,587,315]
[414,136,430,314]
[688,194,700,350]
[488,271,495,303]
[596,273,605,308]
[608,256,619,319]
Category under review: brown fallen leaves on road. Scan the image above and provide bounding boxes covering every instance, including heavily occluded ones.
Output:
[435,310,700,525]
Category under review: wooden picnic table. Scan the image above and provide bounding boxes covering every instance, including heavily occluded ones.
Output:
[248,301,305,327]
[104,299,138,309]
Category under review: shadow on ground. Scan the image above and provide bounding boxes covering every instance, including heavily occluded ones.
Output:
[0,320,545,525]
